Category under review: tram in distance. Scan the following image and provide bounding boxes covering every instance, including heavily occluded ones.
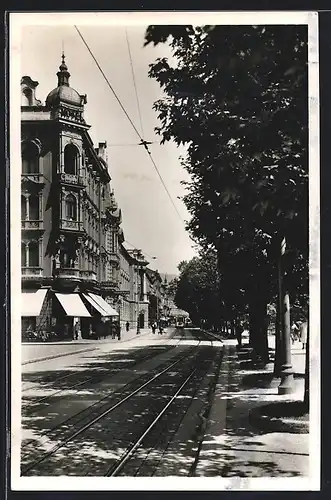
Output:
[175,316,192,328]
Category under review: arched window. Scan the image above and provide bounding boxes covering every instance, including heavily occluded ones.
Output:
[64,144,79,175]
[29,194,39,220]
[65,194,77,221]
[22,142,39,174]
[21,196,27,220]
[28,241,39,267]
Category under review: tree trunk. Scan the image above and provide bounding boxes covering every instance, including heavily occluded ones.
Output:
[249,298,269,365]
[235,319,242,347]
[303,322,309,410]
[273,299,282,377]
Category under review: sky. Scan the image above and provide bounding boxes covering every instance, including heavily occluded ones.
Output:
[20,24,197,275]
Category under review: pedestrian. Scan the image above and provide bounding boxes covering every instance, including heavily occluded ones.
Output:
[126,321,130,332]
[158,321,163,335]
[291,322,299,344]
[117,322,121,341]
[151,322,156,334]
[74,320,79,340]
[299,320,308,350]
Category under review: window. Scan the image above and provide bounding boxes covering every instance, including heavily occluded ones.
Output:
[21,243,27,266]
[60,250,73,268]
[29,194,39,220]
[22,142,39,174]
[21,196,27,220]
[65,194,77,221]
[28,241,39,267]
[64,144,79,175]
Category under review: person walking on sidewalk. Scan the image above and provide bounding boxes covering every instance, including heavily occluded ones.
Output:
[74,320,80,341]
[126,321,130,332]
[299,320,308,350]
[151,322,157,334]
[291,322,299,344]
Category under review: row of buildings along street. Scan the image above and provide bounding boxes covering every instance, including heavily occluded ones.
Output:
[21,56,186,342]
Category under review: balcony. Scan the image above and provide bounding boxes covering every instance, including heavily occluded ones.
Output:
[109,252,120,263]
[100,279,119,291]
[55,268,81,279]
[60,219,84,232]
[21,220,44,230]
[58,173,85,187]
[22,267,43,278]
[21,173,44,184]
[80,270,97,281]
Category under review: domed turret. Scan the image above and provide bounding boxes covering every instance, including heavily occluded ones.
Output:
[46,54,86,109]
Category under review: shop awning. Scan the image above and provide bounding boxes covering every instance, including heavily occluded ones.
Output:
[21,289,48,316]
[82,293,109,317]
[55,293,91,317]
[88,293,119,317]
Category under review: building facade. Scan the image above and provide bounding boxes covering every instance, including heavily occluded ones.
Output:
[145,268,163,324]
[118,243,149,332]
[20,57,129,340]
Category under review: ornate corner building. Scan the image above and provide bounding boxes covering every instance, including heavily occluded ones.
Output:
[21,56,149,341]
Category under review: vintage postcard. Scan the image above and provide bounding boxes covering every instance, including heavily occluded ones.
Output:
[9,11,320,491]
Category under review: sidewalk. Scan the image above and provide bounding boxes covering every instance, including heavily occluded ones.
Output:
[21,327,152,365]
[195,336,310,482]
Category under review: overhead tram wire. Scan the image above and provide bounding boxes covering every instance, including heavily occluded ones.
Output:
[125,29,145,138]
[74,25,185,225]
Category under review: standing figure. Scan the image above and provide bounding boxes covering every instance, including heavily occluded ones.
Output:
[74,320,80,340]
[291,322,299,344]
[126,321,130,332]
[151,322,156,334]
[299,321,308,350]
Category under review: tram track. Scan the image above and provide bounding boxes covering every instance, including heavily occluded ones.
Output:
[107,345,223,477]
[21,339,187,455]
[22,337,182,413]
[21,342,205,475]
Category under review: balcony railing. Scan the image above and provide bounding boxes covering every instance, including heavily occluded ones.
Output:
[22,267,43,277]
[58,173,84,186]
[80,270,97,281]
[55,268,81,279]
[100,279,119,290]
[60,219,84,232]
[109,252,120,262]
[21,220,44,230]
[21,173,44,184]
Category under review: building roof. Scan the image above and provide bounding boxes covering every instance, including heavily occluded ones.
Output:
[46,54,86,109]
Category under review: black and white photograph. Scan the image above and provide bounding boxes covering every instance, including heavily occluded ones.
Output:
[9,11,320,491]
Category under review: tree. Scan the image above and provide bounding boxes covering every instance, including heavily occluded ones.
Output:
[145,24,308,367]
[174,249,221,329]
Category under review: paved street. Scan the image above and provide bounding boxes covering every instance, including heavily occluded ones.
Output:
[21,329,309,479]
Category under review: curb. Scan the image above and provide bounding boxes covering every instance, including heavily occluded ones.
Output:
[22,347,99,365]
[249,404,309,434]
[21,330,153,365]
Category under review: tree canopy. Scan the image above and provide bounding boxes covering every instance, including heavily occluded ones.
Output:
[145,24,308,361]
